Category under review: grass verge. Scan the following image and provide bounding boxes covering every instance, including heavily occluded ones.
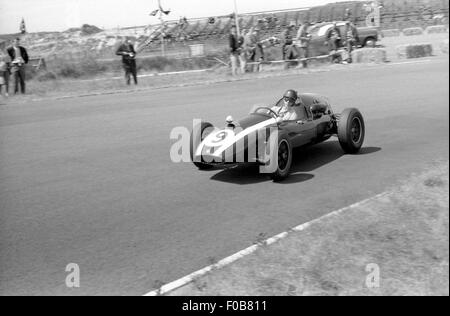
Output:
[16,62,346,101]
[168,161,449,296]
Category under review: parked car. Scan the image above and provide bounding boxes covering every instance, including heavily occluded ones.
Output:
[304,21,379,57]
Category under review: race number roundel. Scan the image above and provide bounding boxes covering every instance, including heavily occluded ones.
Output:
[204,130,234,147]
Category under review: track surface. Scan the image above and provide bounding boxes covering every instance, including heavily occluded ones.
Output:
[0,58,448,295]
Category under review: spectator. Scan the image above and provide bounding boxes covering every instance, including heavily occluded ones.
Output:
[229,25,243,76]
[281,25,299,69]
[344,8,352,22]
[238,29,250,73]
[344,21,358,63]
[116,37,138,85]
[7,38,28,94]
[326,22,342,52]
[243,27,264,72]
[0,49,11,97]
[295,22,311,68]
[281,25,297,60]
[326,22,342,63]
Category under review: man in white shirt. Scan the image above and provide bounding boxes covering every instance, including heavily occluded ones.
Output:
[295,23,311,68]
[7,38,29,94]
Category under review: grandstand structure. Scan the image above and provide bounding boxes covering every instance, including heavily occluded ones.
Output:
[135,0,448,59]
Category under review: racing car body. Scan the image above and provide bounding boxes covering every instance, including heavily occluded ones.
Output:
[190,93,365,181]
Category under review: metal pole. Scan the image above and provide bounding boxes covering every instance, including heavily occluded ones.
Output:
[233,0,240,36]
[158,8,165,56]
[374,0,381,28]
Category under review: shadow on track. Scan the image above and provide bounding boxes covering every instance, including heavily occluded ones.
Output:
[210,141,381,185]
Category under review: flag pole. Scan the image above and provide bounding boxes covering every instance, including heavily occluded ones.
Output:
[233,0,240,36]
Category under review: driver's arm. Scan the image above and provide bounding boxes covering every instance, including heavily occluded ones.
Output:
[271,105,281,115]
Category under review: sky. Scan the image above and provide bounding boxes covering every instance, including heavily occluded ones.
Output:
[0,0,360,34]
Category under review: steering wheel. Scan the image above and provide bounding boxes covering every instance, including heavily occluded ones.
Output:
[253,107,279,118]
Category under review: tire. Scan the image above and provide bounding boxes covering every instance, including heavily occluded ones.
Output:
[364,37,376,48]
[337,108,365,154]
[190,121,214,170]
[270,133,293,182]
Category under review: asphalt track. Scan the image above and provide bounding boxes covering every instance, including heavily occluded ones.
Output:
[0,57,448,295]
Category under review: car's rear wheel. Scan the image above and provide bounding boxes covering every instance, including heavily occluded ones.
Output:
[270,134,293,182]
[190,121,214,170]
[337,108,365,154]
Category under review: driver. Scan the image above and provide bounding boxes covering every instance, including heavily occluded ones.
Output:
[272,89,299,121]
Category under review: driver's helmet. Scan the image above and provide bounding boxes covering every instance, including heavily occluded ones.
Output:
[282,89,298,106]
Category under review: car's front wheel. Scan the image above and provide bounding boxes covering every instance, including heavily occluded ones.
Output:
[270,134,293,182]
[190,121,214,170]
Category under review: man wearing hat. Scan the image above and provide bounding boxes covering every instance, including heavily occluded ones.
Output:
[344,21,358,63]
[243,27,265,72]
[229,25,244,76]
[281,24,299,69]
[295,22,311,68]
[116,37,138,85]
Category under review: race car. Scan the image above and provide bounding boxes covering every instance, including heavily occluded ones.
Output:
[190,92,365,181]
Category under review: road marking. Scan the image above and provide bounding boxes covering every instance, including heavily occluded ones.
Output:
[143,191,390,296]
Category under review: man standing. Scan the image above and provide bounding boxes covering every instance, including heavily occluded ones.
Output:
[7,38,28,94]
[116,37,138,85]
[295,23,310,68]
[281,25,297,61]
[229,25,243,76]
[327,22,342,51]
[326,22,342,63]
[243,27,264,72]
[0,49,11,97]
[344,21,358,63]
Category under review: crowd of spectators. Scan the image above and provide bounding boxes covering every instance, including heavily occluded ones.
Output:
[227,18,362,75]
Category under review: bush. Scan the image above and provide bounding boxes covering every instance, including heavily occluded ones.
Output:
[263,46,283,61]
[81,24,103,36]
[49,56,109,78]
[24,65,39,80]
[138,56,173,72]
[36,71,57,81]
[57,64,83,78]
[79,59,108,74]
[136,53,225,73]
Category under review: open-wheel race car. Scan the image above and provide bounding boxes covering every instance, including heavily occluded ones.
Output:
[190,91,365,181]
